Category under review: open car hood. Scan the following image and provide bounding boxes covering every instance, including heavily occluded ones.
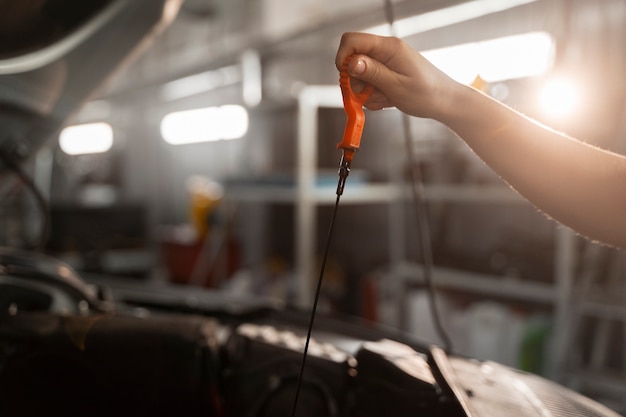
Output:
[0,0,182,174]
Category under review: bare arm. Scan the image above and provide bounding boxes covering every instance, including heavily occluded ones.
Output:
[336,32,626,248]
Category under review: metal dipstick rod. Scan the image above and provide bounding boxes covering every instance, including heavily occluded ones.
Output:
[291,56,373,417]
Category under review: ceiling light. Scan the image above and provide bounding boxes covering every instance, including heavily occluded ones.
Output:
[161,105,249,145]
[59,122,114,155]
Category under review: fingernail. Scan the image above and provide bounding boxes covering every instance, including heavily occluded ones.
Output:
[352,59,366,75]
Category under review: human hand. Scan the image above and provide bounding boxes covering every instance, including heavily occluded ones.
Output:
[335,32,460,120]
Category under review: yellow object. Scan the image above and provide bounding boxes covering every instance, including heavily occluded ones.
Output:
[186,176,224,240]
[470,74,488,92]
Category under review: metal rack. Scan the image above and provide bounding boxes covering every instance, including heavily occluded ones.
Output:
[226,84,577,319]
[223,83,577,304]
[557,242,626,413]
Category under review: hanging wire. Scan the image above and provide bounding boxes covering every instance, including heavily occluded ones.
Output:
[383,0,453,352]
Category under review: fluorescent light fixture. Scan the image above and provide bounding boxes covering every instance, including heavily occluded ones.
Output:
[59,122,114,155]
[160,65,241,101]
[365,0,538,38]
[422,31,554,84]
[161,105,249,145]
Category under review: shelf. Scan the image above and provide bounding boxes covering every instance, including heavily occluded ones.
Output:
[399,262,557,304]
[226,183,401,204]
[578,298,626,320]
[225,183,527,205]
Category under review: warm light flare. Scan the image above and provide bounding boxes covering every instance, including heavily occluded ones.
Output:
[422,32,554,84]
[537,76,582,120]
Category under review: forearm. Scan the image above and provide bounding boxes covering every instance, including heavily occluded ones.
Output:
[441,83,626,247]
[335,32,626,247]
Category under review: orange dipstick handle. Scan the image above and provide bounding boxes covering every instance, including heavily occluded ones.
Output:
[338,55,374,163]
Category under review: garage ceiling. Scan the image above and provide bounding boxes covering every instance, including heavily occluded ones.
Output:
[100,0,470,97]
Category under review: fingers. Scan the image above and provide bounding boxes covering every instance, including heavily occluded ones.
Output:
[341,59,391,111]
[336,31,457,119]
[335,32,398,71]
[336,32,405,105]
[364,93,392,111]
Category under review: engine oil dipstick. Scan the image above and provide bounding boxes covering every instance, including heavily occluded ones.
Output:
[291,55,372,417]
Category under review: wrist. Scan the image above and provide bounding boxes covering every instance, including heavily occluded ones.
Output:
[432,80,473,125]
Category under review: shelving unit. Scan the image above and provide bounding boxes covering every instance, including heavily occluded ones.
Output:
[295,84,551,311]
[223,82,579,308]
[225,83,578,320]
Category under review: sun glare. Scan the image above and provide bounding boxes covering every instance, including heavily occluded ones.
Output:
[537,76,581,120]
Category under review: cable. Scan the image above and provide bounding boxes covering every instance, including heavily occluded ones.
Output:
[383,0,453,353]
[291,192,343,417]
[400,112,453,352]
[0,152,51,252]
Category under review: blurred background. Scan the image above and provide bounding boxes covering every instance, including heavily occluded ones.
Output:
[1,0,626,413]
